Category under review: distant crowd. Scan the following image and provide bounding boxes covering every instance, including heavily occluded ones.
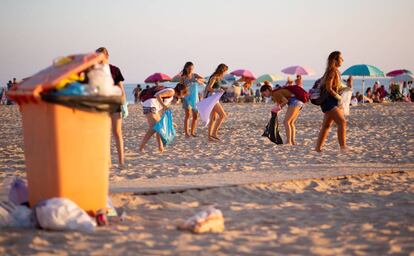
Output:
[0,78,17,105]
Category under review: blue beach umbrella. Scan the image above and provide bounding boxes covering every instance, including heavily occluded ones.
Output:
[342,64,385,103]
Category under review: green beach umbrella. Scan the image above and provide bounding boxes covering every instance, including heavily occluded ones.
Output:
[342,64,385,103]
[255,74,284,84]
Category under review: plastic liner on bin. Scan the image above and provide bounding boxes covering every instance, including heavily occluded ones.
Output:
[41,94,122,114]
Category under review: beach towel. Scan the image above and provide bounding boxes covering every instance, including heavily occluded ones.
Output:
[196,92,224,126]
[262,112,283,144]
[153,109,176,145]
[185,83,199,110]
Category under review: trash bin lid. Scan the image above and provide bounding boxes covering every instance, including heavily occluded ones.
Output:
[7,53,106,103]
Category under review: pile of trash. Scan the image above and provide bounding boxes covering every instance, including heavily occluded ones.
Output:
[0,178,124,233]
[36,55,124,113]
[48,56,122,97]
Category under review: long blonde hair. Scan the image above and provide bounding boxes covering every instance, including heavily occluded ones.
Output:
[322,51,341,85]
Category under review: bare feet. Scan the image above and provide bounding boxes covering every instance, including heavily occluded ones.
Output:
[314,147,322,152]
[211,135,220,141]
[208,136,218,142]
[340,146,351,152]
[191,133,198,137]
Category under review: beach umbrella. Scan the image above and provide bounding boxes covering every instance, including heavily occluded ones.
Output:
[223,74,236,81]
[230,69,256,80]
[342,64,385,103]
[386,69,412,77]
[144,73,172,83]
[281,65,314,75]
[391,73,414,82]
[255,74,284,83]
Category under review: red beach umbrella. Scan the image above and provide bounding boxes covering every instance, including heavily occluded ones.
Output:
[144,73,172,83]
[386,69,412,77]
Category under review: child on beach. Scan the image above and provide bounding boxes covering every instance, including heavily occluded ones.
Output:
[260,85,304,145]
[205,64,229,141]
[179,62,205,137]
[139,84,189,153]
[315,51,348,152]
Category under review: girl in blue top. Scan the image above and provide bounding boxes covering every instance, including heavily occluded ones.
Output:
[179,62,205,137]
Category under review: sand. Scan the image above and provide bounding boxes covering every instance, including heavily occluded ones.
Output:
[0,102,413,255]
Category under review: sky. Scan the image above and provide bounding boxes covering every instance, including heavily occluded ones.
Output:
[0,0,413,85]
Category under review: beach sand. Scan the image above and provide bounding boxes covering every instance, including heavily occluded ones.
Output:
[0,102,413,255]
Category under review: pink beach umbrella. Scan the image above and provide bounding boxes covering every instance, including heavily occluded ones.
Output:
[386,69,412,77]
[144,73,172,83]
[282,65,314,76]
[230,69,257,80]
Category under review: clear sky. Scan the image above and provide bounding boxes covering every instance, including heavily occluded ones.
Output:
[0,0,413,84]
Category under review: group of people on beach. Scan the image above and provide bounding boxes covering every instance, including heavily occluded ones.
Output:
[0,78,17,105]
[348,79,414,105]
[96,47,351,166]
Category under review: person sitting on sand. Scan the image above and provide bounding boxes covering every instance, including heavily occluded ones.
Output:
[372,89,383,103]
[284,76,294,87]
[139,84,189,153]
[350,95,358,106]
[232,82,242,103]
[366,87,373,99]
[205,64,228,141]
[315,51,348,152]
[260,84,304,145]
[295,75,303,87]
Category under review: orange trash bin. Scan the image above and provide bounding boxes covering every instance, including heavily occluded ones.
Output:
[7,53,120,215]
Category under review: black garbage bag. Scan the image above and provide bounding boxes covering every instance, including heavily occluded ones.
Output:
[41,94,123,114]
[262,112,283,144]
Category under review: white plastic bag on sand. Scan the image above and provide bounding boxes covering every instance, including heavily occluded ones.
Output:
[0,201,34,228]
[178,206,225,233]
[196,92,224,126]
[87,64,122,96]
[340,87,352,116]
[35,198,96,233]
[8,177,29,205]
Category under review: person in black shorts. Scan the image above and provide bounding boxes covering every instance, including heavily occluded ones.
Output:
[96,47,126,166]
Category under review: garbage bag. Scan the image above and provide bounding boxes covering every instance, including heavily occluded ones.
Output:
[54,82,86,96]
[184,83,199,110]
[87,64,121,96]
[121,102,128,119]
[153,109,176,146]
[262,112,283,144]
[34,198,96,233]
[8,177,29,205]
[0,201,34,228]
[178,206,225,233]
[196,92,224,126]
[340,87,352,116]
